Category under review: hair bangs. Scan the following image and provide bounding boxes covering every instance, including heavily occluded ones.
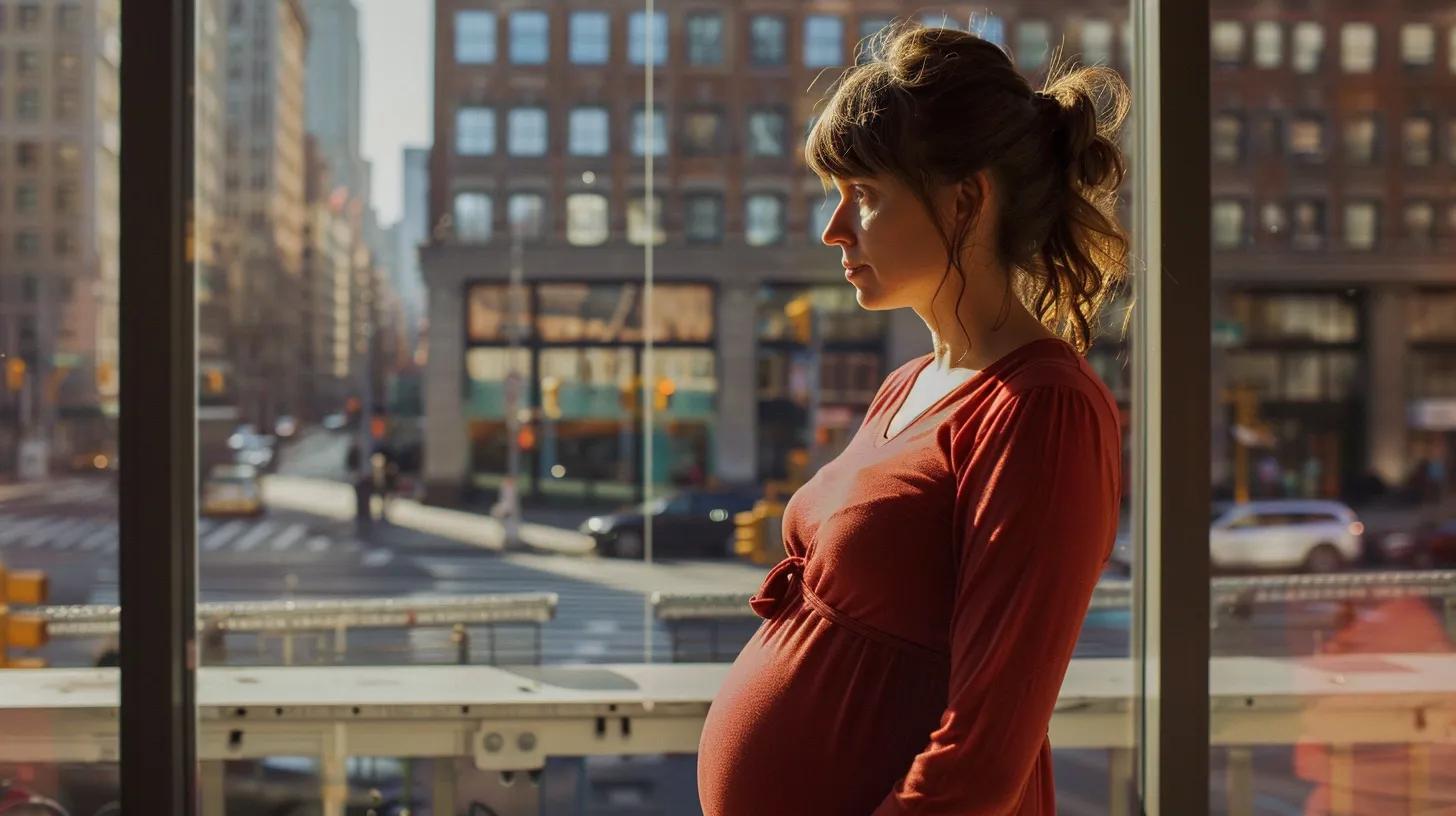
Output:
[804,70,902,184]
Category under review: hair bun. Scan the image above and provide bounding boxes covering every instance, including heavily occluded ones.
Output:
[1038,71,1127,193]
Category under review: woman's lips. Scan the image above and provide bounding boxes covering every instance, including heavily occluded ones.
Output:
[844,264,870,280]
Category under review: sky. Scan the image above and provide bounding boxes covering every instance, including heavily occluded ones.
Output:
[355,0,433,225]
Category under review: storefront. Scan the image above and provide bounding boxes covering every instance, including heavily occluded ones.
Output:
[462,280,717,502]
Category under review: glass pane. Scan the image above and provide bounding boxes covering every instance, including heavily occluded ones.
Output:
[0,0,122,809]
[178,1,1148,811]
[1210,5,1456,814]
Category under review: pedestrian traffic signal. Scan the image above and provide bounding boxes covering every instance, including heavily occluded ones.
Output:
[4,358,25,392]
[0,564,49,668]
[517,426,536,451]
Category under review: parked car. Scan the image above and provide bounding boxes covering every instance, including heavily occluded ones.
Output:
[580,487,762,559]
[1379,519,1456,569]
[201,463,265,517]
[273,414,298,438]
[1110,500,1364,574]
[1211,500,1362,573]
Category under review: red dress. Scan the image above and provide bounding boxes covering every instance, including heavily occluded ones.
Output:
[697,338,1122,815]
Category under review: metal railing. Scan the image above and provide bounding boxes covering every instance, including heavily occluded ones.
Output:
[652,570,1456,660]
[36,592,558,666]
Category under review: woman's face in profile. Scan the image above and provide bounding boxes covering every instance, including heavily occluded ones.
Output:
[820,172,965,310]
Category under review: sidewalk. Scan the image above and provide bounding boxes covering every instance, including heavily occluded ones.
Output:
[262,475,597,557]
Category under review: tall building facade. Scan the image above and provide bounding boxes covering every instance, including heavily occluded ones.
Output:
[303,0,366,199]
[224,0,311,427]
[0,0,121,471]
[1207,8,1456,502]
[419,2,1122,504]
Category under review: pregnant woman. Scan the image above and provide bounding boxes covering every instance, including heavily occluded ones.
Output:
[697,21,1130,815]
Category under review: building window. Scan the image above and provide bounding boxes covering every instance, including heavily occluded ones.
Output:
[18,49,39,77]
[629,11,667,66]
[1253,22,1282,68]
[1212,113,1244,163]
[17,88,39,120]
[746,194,784,246]
[975,14,1006,49]
[507,193,545,239]
[1212,200,1247,249]
[455,11,496,64]
[632,106,667,157]
[1259,202,1287,240]
[1081,20,1113,65]
[507,107,548,156]
[566,193,609,246]
[1404,116,1434,166]
[568,107,609,156]
[1401,23,1436,67]
[57,3,81,32]
[15,230,40,257]
[15,183,37,213]
[1404,201,1435,245]
[1291,200,1326,250]
[17,142,40,169]
[687,14,724,66]
[1211,21,1244,65]
[54,230,74,257]
[1292,22,1323,73]
[1340,23,1377,73]
[1289,115,1325,162]
[804,15,844,68]
[746,109,785,157]
[454,192,493,243]
[684,193,723,243]
[18,4,40,31]
[55,183,76,214]
[749,15,787,66]
[1344,114,1379,164]
[627,194,666,245]
[1015,20,1050,70]
[455,107,496,156]
[682,110,724,156]
[55,89,78,120]
[510,11,549,65]
[1252,112,1283,156]
[569,12,609,65]
[811,189,840,241]
[1343,201,1379,250]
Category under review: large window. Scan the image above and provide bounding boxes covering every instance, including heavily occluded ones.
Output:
[632,105,667,157]
[684,192,723,243]
[510,10,550,65]
[566,192,609,246]
[682,109,724,155]
[569,106,609,156]
[569,11,610,65]
[746,193,785,246]
[746,108,786,157]
[629,11,667,66]
[627,193,666,246]
[687,13,725,66]
[1340,22,1377,73]
[508,107,548,156]
[455,10,496,64]
[749,15,787,66]
[456,106,496,155]
[454,191,494,242]
[804,15,844,68]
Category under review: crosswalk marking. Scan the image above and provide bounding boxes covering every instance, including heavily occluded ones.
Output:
[306,536,331,553]
[49,519,101,551]
[202,520,248,552]
[270,523,308,552]
[231,520,278,552]
[79,524,115,551]
[27,518,88,549]
[0,516,53,545]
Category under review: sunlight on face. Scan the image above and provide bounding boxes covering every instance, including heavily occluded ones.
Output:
[820,174,961,310]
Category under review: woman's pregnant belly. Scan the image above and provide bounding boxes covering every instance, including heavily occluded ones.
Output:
[697,602,949,815]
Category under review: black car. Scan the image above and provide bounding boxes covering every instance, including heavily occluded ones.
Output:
[580,487,762,559]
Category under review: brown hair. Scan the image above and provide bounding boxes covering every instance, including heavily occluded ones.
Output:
[805,21,1131,355]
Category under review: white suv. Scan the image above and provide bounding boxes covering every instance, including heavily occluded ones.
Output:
[1110,500,1365,574]
[1211,500,1363,573]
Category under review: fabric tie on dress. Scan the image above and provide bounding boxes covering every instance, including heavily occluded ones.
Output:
[749,555,806,620]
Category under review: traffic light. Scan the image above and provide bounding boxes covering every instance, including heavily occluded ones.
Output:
[653,377,675,412]
[4,358,25,392]
[733,509,762,560]
[96,361,115,389]
[618,375,641,414]
[203,368,224,394]
[517,426,537,451]
[0,564,49,669]
[784,297,813,344]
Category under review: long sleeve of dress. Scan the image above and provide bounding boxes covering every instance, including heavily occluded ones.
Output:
[870,383,1121,815]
